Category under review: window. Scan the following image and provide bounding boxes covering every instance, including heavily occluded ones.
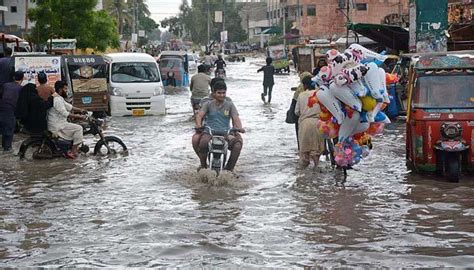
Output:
[111,62,160,83]
[278,9,280,18]
[356,3,368,11]
[11,6,17,13]
[307,5,316,16]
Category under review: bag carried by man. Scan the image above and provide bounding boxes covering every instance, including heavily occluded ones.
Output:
[285,99,298,124]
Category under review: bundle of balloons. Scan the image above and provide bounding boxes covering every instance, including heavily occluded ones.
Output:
[312,44,396,168]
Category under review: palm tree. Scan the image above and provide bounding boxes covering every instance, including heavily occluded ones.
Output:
[103,0,132,35]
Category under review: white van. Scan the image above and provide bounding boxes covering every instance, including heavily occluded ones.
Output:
[104,53,165,116]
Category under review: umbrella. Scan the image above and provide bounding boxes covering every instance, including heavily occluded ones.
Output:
[283,33,300,40]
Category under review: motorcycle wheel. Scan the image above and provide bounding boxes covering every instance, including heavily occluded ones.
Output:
[446,153,461,183]
[21,141,53,160]
[94,136,127,156]
[209,153,223,176]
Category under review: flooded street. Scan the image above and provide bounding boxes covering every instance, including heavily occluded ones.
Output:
[1,58,473,267]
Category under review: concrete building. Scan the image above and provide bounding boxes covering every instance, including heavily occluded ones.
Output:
[269,0,409,40]
[0,0,103,35]
[237,0,270,42]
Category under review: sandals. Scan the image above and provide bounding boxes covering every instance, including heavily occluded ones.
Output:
[64,151,77,159]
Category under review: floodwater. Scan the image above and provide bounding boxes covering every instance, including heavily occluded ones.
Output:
[1,58,473,268]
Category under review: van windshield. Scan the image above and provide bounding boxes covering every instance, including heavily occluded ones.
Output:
[160,58,182,69]
[111,62,160,83]
[414,74,474,109]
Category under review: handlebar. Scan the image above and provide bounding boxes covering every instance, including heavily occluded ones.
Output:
[194,127,245,134]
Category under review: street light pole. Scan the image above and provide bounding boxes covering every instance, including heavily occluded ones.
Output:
[283,1,286,47]
[207,0,210,50]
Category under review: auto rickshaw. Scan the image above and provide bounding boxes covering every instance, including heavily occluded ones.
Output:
[64,55,108,117]
[406,51,474,182]
[157,51,189,92]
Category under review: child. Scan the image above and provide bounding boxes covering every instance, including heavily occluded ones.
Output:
[257,57,275,104]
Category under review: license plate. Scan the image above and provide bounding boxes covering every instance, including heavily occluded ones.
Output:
[132,109,145,116]
[81,96,92,104]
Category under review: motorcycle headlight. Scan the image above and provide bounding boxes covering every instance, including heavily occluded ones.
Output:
[441,122,462,139]
[167,71,175,78]
[153,86,164,96]
[111,87,123,96]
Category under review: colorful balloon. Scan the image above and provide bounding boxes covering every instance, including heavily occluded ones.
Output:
[316,86,345,124]
[328,83,362,112]
[348,43,388,63]
[360,96,377,111]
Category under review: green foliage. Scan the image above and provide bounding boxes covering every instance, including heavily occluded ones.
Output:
[268,35,283,46]
[28,0,119,51]
[103,0,158,39]
[160,0,247,45]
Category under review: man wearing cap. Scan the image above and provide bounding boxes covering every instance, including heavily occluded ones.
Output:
[37,71,55,101]
[0,71,24,151]
[47,81,87,159]
[193,81,245,171]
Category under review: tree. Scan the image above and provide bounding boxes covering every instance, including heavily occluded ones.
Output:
[104,0,158,38]
[28,0,119,51]
[160,0,247,45]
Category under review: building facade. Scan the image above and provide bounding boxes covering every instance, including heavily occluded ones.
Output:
[269,0,409,39]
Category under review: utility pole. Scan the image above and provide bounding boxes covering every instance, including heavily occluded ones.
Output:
[25,0,29,33]
[207,0,210,51]
[345,0,350,47]
[283,1,286,46]
[131,0,136,36]
[1,0,5,28]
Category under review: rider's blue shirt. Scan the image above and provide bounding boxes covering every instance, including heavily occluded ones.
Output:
[201,99,238,133]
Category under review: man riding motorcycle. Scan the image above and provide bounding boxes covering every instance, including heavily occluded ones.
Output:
[214,55,226,78]
[190,64,211,116]
[193,81,244,171]
[47,81,87,159]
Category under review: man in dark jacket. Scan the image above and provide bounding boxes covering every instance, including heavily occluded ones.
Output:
[16,83,54,134]
[0,71,23,151]
[0,48,13,88]
[257,57,275,104]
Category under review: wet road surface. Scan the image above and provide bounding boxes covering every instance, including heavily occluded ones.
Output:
[1,58,473,267]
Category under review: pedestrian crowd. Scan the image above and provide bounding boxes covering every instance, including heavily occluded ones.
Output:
[0,49,87,158]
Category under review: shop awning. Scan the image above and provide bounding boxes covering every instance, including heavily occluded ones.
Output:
[261,26,282,35]
[348,23,409,51]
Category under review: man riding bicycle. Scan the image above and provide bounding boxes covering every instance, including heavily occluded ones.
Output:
[193,81,244,171]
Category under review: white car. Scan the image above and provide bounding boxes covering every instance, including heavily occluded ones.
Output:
[104,53,166,116]
[187,53,198,72]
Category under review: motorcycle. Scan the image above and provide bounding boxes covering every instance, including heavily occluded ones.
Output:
[197,127,243,175]
[434,122,469,182]
[215,68,226,79]
[18,113,127,160]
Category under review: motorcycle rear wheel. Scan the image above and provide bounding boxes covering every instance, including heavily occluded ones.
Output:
[94,136,127,156]
[21,141,53,160]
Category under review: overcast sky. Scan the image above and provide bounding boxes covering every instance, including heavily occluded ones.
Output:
[146,0,182,28]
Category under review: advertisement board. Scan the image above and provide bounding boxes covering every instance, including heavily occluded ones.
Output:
[14,56,61,87]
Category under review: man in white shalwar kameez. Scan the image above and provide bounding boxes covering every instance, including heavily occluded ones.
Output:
[47,81,87,158]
